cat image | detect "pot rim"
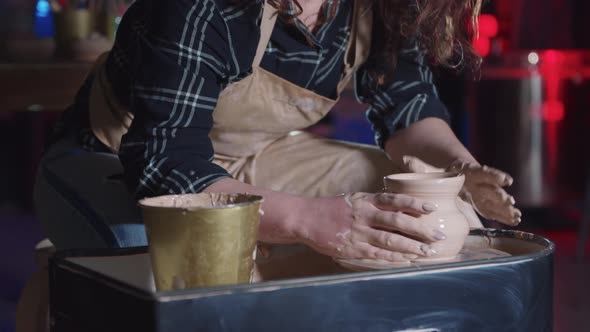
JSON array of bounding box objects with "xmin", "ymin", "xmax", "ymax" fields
[
  {"xmin": 138, "ymin": 193, "xmax": 264, "ymax": 211},
  {"xmin": 384, "ymin": 171, "xmax": 464, "ymax": 182}
]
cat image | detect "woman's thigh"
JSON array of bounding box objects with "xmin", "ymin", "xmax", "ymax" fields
[
  {"xmin": 253, "ymin": 131, "xmax": 400, "ymax": 197},
  {"xmin": 34, "ymin": 140, "xmax": 145, "ymax": 250}
]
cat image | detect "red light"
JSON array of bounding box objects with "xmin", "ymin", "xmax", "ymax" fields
[
  {"xmin": 473, "ymin": 37, "xmax": 491, "ymax": 57},
  {"xmin": 543, "ymin": 50, "xmax": 561, "ymax": 63},
  {"xmin": 478, "ymin": 14, "xmax": 499, "ymax": 38},
  {"xmin": 539, "ymin": 50, "xmax": 565, "ymax": 122},
  {"xmin": 542, "ymin": 100, "xmax": 565, "ymax": 122},
  {"xmin": 471, "ymin": 15, "xmax": 497, "ymax": 58}
]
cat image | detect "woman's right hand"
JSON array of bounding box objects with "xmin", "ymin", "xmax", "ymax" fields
[
  {"xmin": 296, "ymin": 192, "xmax": 447, "ymax": 262},
  {"xmin": 204, "ymin": 177, "xmax": 445, "ymax": 262}
]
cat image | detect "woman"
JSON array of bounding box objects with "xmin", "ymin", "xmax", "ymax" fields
[{"xmin": 35, "ymin": 0, "xmax": 521, "ymax": 262}]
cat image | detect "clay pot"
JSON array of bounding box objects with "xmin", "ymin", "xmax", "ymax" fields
[{"xmin": 383, "ymin": 172, "xmax": 470, "ymax": 261}]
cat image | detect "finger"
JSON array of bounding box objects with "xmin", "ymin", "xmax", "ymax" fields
[
  {"xmin": 491, "ymin": 205, "xmax": 522, "ymax": 225},
  {"xmin": 470, "ymin": 183, "xmax": 516, "ymax": 206},
  {"xmin": 505, "ymin": 206, "xmax": 522, "ymax": 225},
  {"xmin": 479, "ymin": 204, "xmax": 522, "ymax": 226},
  {"xmin": 453, "ymin": 164, "xmax": 514, "ymax": 186},
  {"xmin": 372, "ymin": 210, "xmax": 447, "ymax": 242},
  {"xmin": 371, "ymin": 193, "xmax": 437, "ymax": 215},
  {"xmin": 365, "ymin": 228, "xmax": 436, "ymax": 256},
  {"xmin": 473, "ymin": 193, "xmax": 522, "ymax": 225},
  {"xmin": 355, "ymin": 243, "xmax": 419, "ymax": 262},
  {"xmin": 471, "ymin": 184, "xmax": 518, "ymax": 213}
]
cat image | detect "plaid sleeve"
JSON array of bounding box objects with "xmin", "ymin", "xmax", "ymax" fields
[
  {"xmin": 356, "ymin": 38, "xmax": 451, "ymax": 148},
  {"xmin": 117, "ymin": 0, "xmax": 244, "ymax": 198}
]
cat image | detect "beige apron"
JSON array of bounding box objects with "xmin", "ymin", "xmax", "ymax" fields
[{"xmin": 89, "ymin": 0, "xmax": 397, "ymax": 197}]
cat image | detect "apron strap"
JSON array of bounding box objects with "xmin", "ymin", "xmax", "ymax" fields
[{"xmin": 252, "ymin": 0, "xmax": 278, "ymax": 68}]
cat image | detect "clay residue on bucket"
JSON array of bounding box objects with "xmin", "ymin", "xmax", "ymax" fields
[{"xmin": 139, "ymin": 193, "xmax": 264, "ymax": 210}]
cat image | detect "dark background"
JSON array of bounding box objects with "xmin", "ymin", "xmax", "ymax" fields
[{"xmin": 1, "ymin": 0, "xmax": 589, "ymax": 331}]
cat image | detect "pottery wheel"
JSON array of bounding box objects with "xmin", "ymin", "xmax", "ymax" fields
[{"xmin": 335, "ymin": 246, "xmax": 511, "ymax": 272}]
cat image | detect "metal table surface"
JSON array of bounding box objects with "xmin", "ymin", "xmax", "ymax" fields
[{"xmin": 49, "ymin": 229, "xmax": 554, "ymax": 332}]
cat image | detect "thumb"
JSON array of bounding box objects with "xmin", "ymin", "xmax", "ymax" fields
[{"xmin": 402, "ymin": 155, "xmax": 444, "ymax": 173}]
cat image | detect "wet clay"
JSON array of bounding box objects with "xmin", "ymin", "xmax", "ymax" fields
[
  {"xmin": 139, "ymin": 193, "xmax": 262, "ymax": 210},
  {"xmin": 383, "ymin": 172, "xmax": 471, "ymax": 262}
]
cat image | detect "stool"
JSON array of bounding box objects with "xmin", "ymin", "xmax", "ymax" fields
[{"xmin": 15, "ymin": 239, "xmax": 55, "ymax": 332}]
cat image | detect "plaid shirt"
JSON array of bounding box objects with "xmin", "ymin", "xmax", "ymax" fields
[{"xmin": 54, "ymin": 0, "xmax": 449, "ymax": 198}]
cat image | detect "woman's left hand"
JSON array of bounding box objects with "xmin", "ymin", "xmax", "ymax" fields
[{"xmin": 402, "ymin": 155, "xmax": 522, "ymax": 226}]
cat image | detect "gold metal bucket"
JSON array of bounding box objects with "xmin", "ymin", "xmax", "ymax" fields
[{"xmin": 139, "ymin": 193, "xmax": 264, "ymax": 291}]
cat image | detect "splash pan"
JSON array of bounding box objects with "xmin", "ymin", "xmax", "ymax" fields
[{"xmin": 49, "ymin": 229, "xmax": 554, "ymax": 332}]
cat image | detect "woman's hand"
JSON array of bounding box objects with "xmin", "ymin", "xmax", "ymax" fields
[
  {"xmin": 205, "ymin": 177, "xmax": 446, "ymax": 262},
  {"xmin": 448, "ymin": 160, "xmax": 522, "ymax": 225},
  {"xmin": 402, "ymin": 155, "xmax": 522, "ymax": 226},
  {"xmin": 296, "ymin": 193, "xmax": 447, "ymax": 262}
]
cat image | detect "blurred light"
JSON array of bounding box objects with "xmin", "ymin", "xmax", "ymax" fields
[
  {"xmin": 35, "ymin": 0, "xmax": 50, "ymax": 17},
  {"xmin": 478, "ymin": 14, "xmax": 499, "ymax": 38},
  {"xmin": 542, "ymin": 100, "xmax": 565, "ymax": 122},
  {"xmin": 540, "ymin": 50, "xmax": 562, "ymax": 102},
  {"xmin": 26, "ymin": 104, "xmax": 44, "ymax": 112},
  {"xmin": 528, "ymin": 52, "xmax": 540, "ymax": 65},
  {"xmin": 543, "ymin": 50, "xmax": 561, "ymax": 63},
  {"xmin": 34, "ymin": 0, "xmax": 54, "ymax": 38},
  {"xmin": 471, "ymin": 14, "xmax": 497, "ymax": 58},
  {"xmin": 473, "ymin": 37, "xmax": 491, "ymax": 57},
  {"xmin": 538, "ymin": 50, "xmax": 564, "ymax": 123}
]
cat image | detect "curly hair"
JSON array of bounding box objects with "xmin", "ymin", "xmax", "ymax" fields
[{"xmin": 242, "ymin": 0, "xmax": 483, "ymax": 82}]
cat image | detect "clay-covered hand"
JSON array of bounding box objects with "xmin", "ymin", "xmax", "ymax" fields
[
  {"xmin": 299, "ymin": 193, "xmax": 447, "ymax": 262},
  {"xmin": 402, "ymin": 155, "xmax": 522, "ymax": 226}
]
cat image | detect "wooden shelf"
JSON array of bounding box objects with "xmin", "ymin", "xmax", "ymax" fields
[{"xmin": 0, "ymin": 62, "xmax": 93, "ymax": 112}]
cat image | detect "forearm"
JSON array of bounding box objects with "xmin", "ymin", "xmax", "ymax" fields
[
  {"xmin": 203, "ymin": 177, "xmax": 346, "ymax": 244},
  {"xmin": 203, "ymin": 166, "xmax": 451, "ymax": 261},
  {"xmin": 384, "ymin": 117, "xmax": 478, "ymax": 169}
]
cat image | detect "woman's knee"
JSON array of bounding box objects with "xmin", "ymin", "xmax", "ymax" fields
[
  {"xmin": 34, "ymin": 145, "xmax": 145, "ymax": 249},
  {"xmin": 34, "ymin": 165, "xmax": 111, "ymax": 250}
]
